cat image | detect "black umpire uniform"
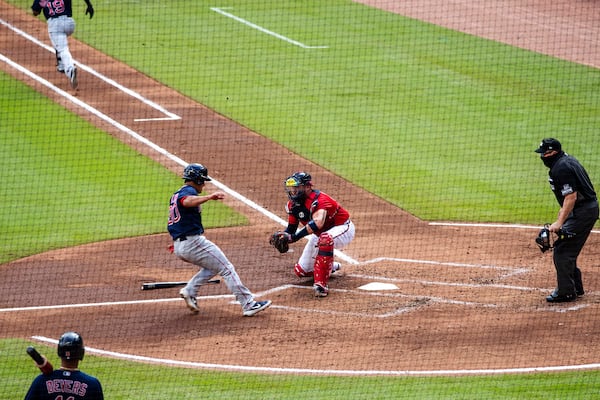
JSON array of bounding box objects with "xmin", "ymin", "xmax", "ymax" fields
[{"xmin": 536, "ymin": 138, "xmax": 599, "ymax": 303}]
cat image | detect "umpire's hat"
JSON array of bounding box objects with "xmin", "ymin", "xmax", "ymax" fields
[{"xmin": 535, "ymin": 138, "xmax": 562, "ymax": 154}]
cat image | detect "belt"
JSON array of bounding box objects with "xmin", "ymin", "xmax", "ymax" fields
[{"xmin": 175, "ymin": 233, "xmax": 202, "ymax": 242}]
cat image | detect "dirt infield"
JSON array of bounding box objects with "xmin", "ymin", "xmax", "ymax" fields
[{"xmin": 2, "ymin": 1, "xmax": 599, "ymax": 373}]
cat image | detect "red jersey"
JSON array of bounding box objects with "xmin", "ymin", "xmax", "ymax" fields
[{"xmin": 286, "ymin": 190, "xmax": 350, "ymax": 235}]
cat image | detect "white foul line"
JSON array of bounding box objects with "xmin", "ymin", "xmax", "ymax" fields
[
  {"xmin": 211, "ymin": 7, "xmax": 328, "ymax": 49},
  {"xmin": 429, "ymin": 221, "xmax": 600, "ymax": 234},
  {"xmin": 1, "ymin": 15, "xmax": 354, "ymax": 264},
  {"xmin": 0, "ymin": 18, "xmax": 180, "ymax": 122},
  {"xmin": 30, "ymin": 335, "xmax": 600, "ymax": 376}
]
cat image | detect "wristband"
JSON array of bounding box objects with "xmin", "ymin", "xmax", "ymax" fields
[
  {"xmin": 291, "ymin": 227, "xmax": 309, "ymax": 242},
  {"xmin": 307, "ymin": 220, "xmax": 318, "ymax": 232}
]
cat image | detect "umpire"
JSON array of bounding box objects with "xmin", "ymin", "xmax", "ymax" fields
[{"xmin": 536, "ymin": 138, "xmax": 599, "ymax": 303}]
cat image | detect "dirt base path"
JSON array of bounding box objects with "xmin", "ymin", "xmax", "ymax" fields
[{"xmin": 2, "ymin": 1, "xmax": 599, "ymax": 373}]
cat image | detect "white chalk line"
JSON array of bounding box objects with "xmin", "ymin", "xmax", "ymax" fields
[
  {"xmin": 1, "ymin": 276, "xmax": 586, "ymax": 315},
  {"xmin": 429, "ymin": 221, "xmax": 600, "ymax": 235},
  {"xmin": 0, "ymin": 18, "xmax": 347, "ymax": 263},
  {"xmin": 211, "ymin": 7, "xmax": 328, "ymax": 49},
  {"xmin": 0, "ymin": 51, "xmax": 188, "ymax": 167},
  {"xmin": 0, "ymin": 17, "xmax": 179, "ymax": 122},
  {"xmin": 362, "ymin": 257, "xmax": 529, "ymax": 279},
  {"xmin": 29, "ymin": 335, "xmax": 600, "ymax": 376}
]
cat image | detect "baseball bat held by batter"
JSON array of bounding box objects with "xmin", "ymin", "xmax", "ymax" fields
[{"xmin": 26, "ymin": 346, "xmax": 53, "ymax": 375}]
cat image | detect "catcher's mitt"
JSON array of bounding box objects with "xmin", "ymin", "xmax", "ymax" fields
[
  {"xmin": 535, "ymin": 224, "xmax": 552, "ymax": 253},
  {"xmin": 270, "ymin": 231, "xmax": 291, "ymax": 253}
]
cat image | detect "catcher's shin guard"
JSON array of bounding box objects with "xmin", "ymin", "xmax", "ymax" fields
[{"xmin": 313, "ymin": 232, "xmax": 334, "ymax": 288}]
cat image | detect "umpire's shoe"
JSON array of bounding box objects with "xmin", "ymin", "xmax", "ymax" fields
[{"xmin": 546, "ymin": 289, "xmax": 577, "ymax": 303}]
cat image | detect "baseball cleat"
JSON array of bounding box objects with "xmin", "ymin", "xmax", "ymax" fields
[
  {"xmin": 331, "ymin": 262, "xmax": 341, "ymax": 274},
  {"xmin": 313, "ymin": 284, "xmax": 328, "ymax": 297},
  {"xmin": 179, "ymin": 287, "xmax": 199, "ymax": 313},
  {"xmin": 243, "ymin": 300, "xmax": 272, "ymax": 316},
  {"xmin": 69, "ymin": 66, "xmax": 78, "ymax": 89}
]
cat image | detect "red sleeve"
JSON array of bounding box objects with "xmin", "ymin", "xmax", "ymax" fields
[{"xmin": 318, "ymin": 193, "xmax": 350, "ymax": 230}]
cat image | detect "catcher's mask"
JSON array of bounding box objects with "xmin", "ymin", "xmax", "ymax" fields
[
  {"xmin": 535, "ymin": 224, "xmax": 552, "ymax": 253},
  {"xmin": 284, "ymin": 172, "xmax": 312, "ymax": 201},
  {"xmin": 183, "ymin": 163, "xmax": 212, "ymax": 185},
  {"xmin": 57, "ymin": 331, "xmax": 85, "ymax": 361}
]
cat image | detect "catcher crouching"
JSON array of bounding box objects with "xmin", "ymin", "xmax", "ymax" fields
[{"xmin": 270, "ymin": 172, "xmax": 355, "ymax": 297}]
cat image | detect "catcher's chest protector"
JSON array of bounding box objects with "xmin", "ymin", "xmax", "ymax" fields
[{"xmin": 313, "ymin": 233, "xmax": 334, "ymax": 287}]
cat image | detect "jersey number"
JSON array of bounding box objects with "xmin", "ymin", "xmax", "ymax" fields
[
  {"xmin": 45, "ymin": 0, "xmax": 66, "ymax": 17},
  {"xmin": 168, "ymin": 193, "xmax": 181, "ymax": 226}
]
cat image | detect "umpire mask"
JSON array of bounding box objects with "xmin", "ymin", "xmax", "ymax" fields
[{"xmin": 541, "ymin": 151, "xmax": 563, "ymax": 169}]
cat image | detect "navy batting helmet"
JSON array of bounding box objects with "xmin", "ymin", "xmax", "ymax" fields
[
  {"xmin": 182, "ymin": 163, "xmax": 212, "ymax": 185},
  {"xmin": 57, "ymin": 331, "xmax": 85, "ymax": 361}
]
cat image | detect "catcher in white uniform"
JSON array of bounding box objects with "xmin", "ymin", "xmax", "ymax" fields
[{"xmin": 270, "ymin": 172, "xmax": 355, "ymax": 297}]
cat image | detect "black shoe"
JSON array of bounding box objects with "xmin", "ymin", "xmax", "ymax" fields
[
  {"xmin": 546, "ymin": 291, "xmax": 577, "ymax": 303},
  {"xmin": 576, "ymin": 289, "xmax": 585, "ymax": 297}
]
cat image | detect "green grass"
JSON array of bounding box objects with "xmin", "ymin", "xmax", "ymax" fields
[
  {"xmin": 3, "ymin": 339, "xmax": 600, "ymax": 399},
  {"xmin": 9, "ymin": 0, "xmax": 600, "ymax": 223},
  {"xmin": 0, "ymin": 72, "xmax": 247, "ymax": 263},
  {"xmin": 78, "ymin": 0, "xmax": 600, "ymax": 223}
]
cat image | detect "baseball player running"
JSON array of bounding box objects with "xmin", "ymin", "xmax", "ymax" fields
[
  {"xmin": 272, "ymin": 172, "xmax": 355, "ymax": 297},
  {"xmin": 31, "ymin": 0, "xmax": 94, "ymax": 89},
  {"xmin": 168, "ymin": 163, "xmax": 272, "ymax": 316}
]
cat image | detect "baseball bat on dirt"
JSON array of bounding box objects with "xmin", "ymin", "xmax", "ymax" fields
[
  {"xmin": 26, "ymin": 346, "xmax": 53, "ymax": 375},
  {"xmin": 141, "ymin": 279, "xmax": 220, "ymax": 291}
]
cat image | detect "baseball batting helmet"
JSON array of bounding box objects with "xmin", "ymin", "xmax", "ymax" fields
[
  {"xmin": 57, "ymin": 331, "xmax": 85, "ymax": 361},
  {"xmin": 183, "ymin": 163, "xmax": 212, "ymax": 185},
  {"xmin": 284, "ymin": 172, "xmax": 312, "ymax": 201}
]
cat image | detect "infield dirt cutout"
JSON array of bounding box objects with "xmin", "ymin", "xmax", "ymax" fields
[{"xmin": 1, "ymin": 0, "xmax": 599, "ymax": 373}]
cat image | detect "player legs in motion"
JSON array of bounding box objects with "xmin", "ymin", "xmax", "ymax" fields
[
  {"xmin": 31, "ymin": 0, "xmax": 94, "ymax": 89},
  {"xmin": 48, "ymin": 16, "xmax": 77, "ymax": 85},
  {"xmin": 168, "ymin": 163, "xmax": 271, "ymax": 316}
]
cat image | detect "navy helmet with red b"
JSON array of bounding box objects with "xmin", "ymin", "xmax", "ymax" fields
[
  {"xmin": 183, "ymin": 163, "xmax": 212, "ymax": 185},
  {"xmin": 57, "ymin": 331, "xmax": 85, "ymax": 361}
]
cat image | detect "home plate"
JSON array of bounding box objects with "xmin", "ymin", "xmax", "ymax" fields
[{"xmin": 358, "ymin": 282, "xmax": 399, "ymax": 291}]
